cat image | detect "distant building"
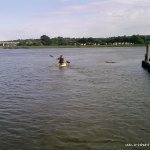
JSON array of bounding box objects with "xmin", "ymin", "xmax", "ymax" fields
[{"xmin": 0, "ymin": 41, "xmax": 19, "ymax": 47}]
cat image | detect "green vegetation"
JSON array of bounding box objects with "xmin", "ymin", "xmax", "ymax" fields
[{"xmin": 2, "ymin": 34, "xmax": 150, "ymax": 48}]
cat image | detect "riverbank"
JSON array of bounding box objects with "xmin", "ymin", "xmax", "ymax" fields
[{"xmin": 0, "ymin": 44, "xmax": 146, "ymax": 49}]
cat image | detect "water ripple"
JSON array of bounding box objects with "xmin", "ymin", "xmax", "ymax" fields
[{"xmin": 0, "ymin": 47, "xmax": 150, "ymax": 150}]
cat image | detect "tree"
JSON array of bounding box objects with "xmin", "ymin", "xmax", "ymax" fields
[
  {"xmin": 40, "ymin": 35, "xmax": 51, "ymax": 45},
  {"xmin": 77, "ymin": 38, "xmax": 87, "ymax": 45},
  {"xmin": 57, "ymin": 37, "xmax": 64, "ymax": 45},
  {"xmin": 130, "ymin": 35, "xmax": 145, "ymax": 44}
]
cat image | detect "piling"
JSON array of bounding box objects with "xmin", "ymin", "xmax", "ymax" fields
[{"xmin": 142, "ymin": 44, "xmax": 150, "ymax": 71}]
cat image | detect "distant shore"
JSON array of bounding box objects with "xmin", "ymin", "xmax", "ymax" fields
[{"xmin": 0, "ymin": 44, "xmax": 146, "ymax": 49}]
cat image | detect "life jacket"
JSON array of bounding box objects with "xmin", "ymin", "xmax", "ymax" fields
[{"xmin": 58, "ymin": 57, "xmax": 64, "ymax": 63}]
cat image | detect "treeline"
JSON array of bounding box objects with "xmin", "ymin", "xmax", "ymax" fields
[{"xmin": 17, "ymin": 35, "xmax": 150, "ymax": 46}]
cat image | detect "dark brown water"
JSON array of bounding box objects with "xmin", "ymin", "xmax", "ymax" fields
[{"xmin": 0, "ymin": 47, "xmax": 150, "ymax": 150}]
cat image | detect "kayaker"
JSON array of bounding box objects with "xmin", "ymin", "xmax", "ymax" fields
[{"xmin": 57, "ymin": 55, "xmax": 64, "ymax": 65}]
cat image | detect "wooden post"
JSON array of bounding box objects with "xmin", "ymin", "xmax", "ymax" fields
[{"xmin": 145, "ymin": 44, "xmax": 150, "ymax": 62}]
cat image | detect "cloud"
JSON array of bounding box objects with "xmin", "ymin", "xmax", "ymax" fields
[{"xmin": 1, "ymin": 0, "xmax": 150, "ymax": 40}]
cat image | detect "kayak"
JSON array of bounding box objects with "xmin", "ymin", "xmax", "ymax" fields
[{"xmin": 58, "ymin": 63, "xmax": 68, "ymax": 68}]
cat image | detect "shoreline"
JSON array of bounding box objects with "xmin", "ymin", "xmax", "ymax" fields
[{"xmin": 0, "ymin": 44, "xmax": 146, "ymax": 49}]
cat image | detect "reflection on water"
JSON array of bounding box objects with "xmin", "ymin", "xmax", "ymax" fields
[{"xmin": 0, "ymin": 47, "xmax": 150, "ymax": 150}]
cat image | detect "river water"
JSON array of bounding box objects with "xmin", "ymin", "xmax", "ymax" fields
[{"xmin": 0, "ymin": 47, "xmax": 150, "ymax": 150}]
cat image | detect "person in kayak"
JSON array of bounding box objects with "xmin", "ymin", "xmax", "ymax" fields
[{"xmin": 57, "ymin": 55, "xmax": 64, "ymax": 65}]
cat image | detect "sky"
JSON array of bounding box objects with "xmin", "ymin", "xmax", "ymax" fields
[{"xmin": 0, "ymin": 0, "xmax": 150, "ymax": 40}]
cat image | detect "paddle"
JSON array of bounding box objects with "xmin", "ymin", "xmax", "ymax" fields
[
  {"xmin": 66, "ymin": 61, "xmax": 70, "ymax": 63},
  {"xmin": 49, "ymin": 55, "xmax": 54, "ymax": 57}
]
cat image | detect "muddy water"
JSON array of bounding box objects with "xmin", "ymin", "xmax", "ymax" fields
[{"xmin": 0, "ymin": 47, "xmax": 149, "ymax": 150}]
